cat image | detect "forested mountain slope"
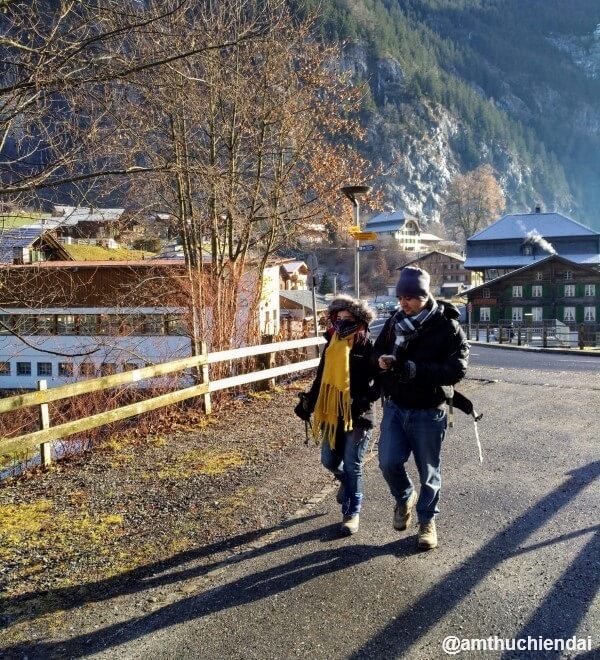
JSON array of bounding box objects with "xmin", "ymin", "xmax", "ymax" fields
[{"xmin": 298, "ymin": 0, "xmax": 600, "ymax": 229}]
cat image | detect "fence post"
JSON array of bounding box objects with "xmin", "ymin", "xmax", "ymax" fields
[
  {"xmin": 517, "ymin": 326, "xmax": 522, "ymax": 346},
  {"xmin": 486, "ymin": 325, "xmax": 490, "ymax": 343},
  {"xmin": 38, "ymin": 379, "xmax": 52, "ymax": 466},
  {"xmin": 499, "ymin": 323, "xmax": 504, "ymax": 344},
  {"xmin": 578, "ymin": 323, "xmax": 585, "ymax": 350},
  {"xmin": 200, "ymin": 341, "xmax": 212, "ymax": 414},
  {"xmin": 542, "ymin": 326, "xmax": 548, "ymax": 348},
  {"xmin": 256, "ymin": 335, "xmax": 276, "ymax": 391}
]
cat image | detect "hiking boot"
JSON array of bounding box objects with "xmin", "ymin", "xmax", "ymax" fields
[
  {"xmin": 417, "ymin": 520, "xmax": 438, "ymax": 550},
  {"xmin": 336, "ymin": 481, "xmax": 345, "ymax": 505},
  {"xmin": 340, "ymin": 514, "xmax": 359, "ymax": 536},
  {"xmin": 393, "ymin": 490, "xmax": 417, "ymax": 531}
]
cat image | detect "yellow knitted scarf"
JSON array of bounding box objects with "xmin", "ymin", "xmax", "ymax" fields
[{"xmin": 312, "ymin": 332, "xmax": 354, "ymax": 448}]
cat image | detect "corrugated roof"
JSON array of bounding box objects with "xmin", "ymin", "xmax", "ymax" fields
[
  {"xmin": 468, "ymin": 212, "xmax": 599, "ymax": 241},
  {"xmin": 50, "ymin": 206, "xmax": 125, "ymax": 225},
  {"xmin": 0, "ymin": 259, "xmax": 183, "ymax": 269},
  {"xmin": 366, "ymin": 210, "xmax": 407, "ymax": 225}
]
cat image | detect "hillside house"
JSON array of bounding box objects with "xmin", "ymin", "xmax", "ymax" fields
[
  {"xmin": 0, "ymin": 226, "xmax": 71, "ymax": 264},
  {"xmin": 464, "ymin": 208, "xmax": 600, "ymax": 281},
  {"xmin": 51, "ymin": 206, "xmax": 143, "ymax": 243},
  {"xmin": 279, "ymin": 261, "xmax": 309, "ymax": 290},
  {"xmin": 399, "ymin": 250, "xmax": 477, "ymax": 297},
  {"xmin": 465, "ymin": 254, "xmax": 600, "ymax": 328},
  {"xmin": 365, "ymin": 210, "xmax": 444, "ymax": 252}
]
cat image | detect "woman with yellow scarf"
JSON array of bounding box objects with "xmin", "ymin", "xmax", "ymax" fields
[{"xmin": 295, "ymin": 296, "xmax": 379, "ymax": 535}]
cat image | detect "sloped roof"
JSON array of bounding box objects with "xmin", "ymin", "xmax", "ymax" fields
[
  {"xmin": 51, "ymin": 206, "xmax": 125, "ymax": 225},
  {"xmin": 280, "ymin": 261, "xmax": 308, "ymax": 274},
  {"xmin": 0, "ymin": 226, "xmax": 70, "ymax": 263},
  {"xmin": 401, "ymin": 250, "xmax": 466, "ymax": 268},
  {"xmin": 468, "ymin": 212, "xmax": 599, "ymax": 241},
  {"xmin": 466, "ymin": 254, "xmax": 600, "ymax": 295},
  {"xmin": 365, "ymin": 210, "xmax": 421, "ymax": 233},
  {"xmin": 279, "ymin": 290, "xmax": 328, "ymax": 310},
  {"xmin": 464, "ymin": 253, "xmax": 600, "ymax": 269}
]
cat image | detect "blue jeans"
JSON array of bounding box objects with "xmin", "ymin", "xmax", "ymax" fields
[
  {"xmin": 378, "ymin": 399, "xmax": 447, "ymax": 523},
  {"xmin": 321, "ymin": 426, "xmax": 371, "ymax": 516}
]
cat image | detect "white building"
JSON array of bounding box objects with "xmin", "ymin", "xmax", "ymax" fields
[{"xmin": 365, "ymin": 210, "xmax": 444, "ymax": 252}]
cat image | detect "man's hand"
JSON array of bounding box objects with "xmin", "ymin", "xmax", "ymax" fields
[{"xmin": 378, "ymin": 354, "xmax": 396, "ymax": 371}]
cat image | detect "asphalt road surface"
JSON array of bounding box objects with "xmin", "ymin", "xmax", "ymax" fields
[{"xmin": 18, "ymin": 349, "xmax": 600, "ymax": 659}]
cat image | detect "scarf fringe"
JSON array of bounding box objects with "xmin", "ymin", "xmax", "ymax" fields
[{"xmin": 312, "ymin": 383, "xmax": 353, "ymax": 447}]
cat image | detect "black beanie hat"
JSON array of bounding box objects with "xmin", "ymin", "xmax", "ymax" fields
[{"xmin": 396, "ymin": 267, "xmax": 430, "ymax": 299}]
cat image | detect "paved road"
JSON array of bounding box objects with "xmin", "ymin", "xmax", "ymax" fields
[
  {"xmin": 15, "ymin": 351, "xmax": 599, "ymax": 659},
  {"xmin": 470, "ymin": 344, "xmax": 600, "ymax": 375}
]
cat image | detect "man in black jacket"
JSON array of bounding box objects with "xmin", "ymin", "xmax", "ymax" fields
[{"xmin": 374, "ymin": 267, "xmax": 469, "ymax": 550}]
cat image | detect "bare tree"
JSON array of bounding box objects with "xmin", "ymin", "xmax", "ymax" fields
[{"xmin": 442, "ymin": 164, "xmax": 505, "ymax": 246}]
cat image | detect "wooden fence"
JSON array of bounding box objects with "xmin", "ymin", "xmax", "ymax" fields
[{"xmin": 0, "ymin": 336, "xmax": 326, "ymax": 466}]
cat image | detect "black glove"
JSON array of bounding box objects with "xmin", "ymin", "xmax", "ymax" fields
[
  {"xmin": 294, "ymin": 392, "xmax": 312, "ymax": 422},
  {"xmin": 393, "ymin": 358, "xmax": 417, "ymax": 383}
]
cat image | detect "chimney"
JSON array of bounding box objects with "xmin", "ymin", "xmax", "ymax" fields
[{"xmin": 534, "ymin": 204, "xmax": 542, "ymax": 214}]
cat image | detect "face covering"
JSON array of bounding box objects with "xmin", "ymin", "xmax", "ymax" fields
[{"xmin": 333, "ymin": 318, "xmax": 359, "ymax": 338}]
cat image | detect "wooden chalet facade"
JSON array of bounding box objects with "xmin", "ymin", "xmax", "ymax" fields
[
  {"xmin": 399, "ymin": 250, "xmax": 476, "ymax": 296},
  {"xmin": 465, "ymin": 255, "xmax": 600, "ymax": 327}
]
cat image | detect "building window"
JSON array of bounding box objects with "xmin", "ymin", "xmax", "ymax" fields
[
  {"xmin": 79, "ymin": 362, "xmax": 96, "ymax": 377},
  {"xmin": 56, "ymin": 315, "xmax": 76, "ymax": 335},
  {"xmin": 585, "ymin": 284, "xmax": 596, "ymax": 296},
  {"xmin": 482, "ymin": 288, "xmax": 491, "ymax": 299},
  {"xmin": 584, "ymin": 307, "xmax": 596, "ymax": 322},
  {"xmin": 58, "ymin": 362, "xmax": 74, "ymax": 377},
  {"xmin": 0, "ymin": 361, "xmax": 10, "ymax": 376},
  {"xmin": 480, "ymin": 307, "xmax": 491, "ymax": 322},
  {"xmin": 536, "ymin": 272, "xmax": 543, "ymax": 281},
  {"xmin": 564, "ymin": 271, "xmax": 573, "ymax": 281},
  {"xmin": 563, "ymin": 307, "xmax": 576, "ymax": 322},
  {"xmin": 523, "ymin": 245, "xmax": 532, "ymax": 256},
  {"xmin": 16, "ymin": 362, "xmax": 31, "ymax": 376},
  {"xmin": 100, "ymin": 363, "xmax": 117, "ymax": 376},
  {"xmin": 532, "ymin": 285, "xmax": 542, "ymax": 297},
  {"xmin": 532, "ymin": 307, "xmax": 543, "ymax": 323},
  {"xmin": 564, "ymin": 284, "xmax": 575, "ymax": 297},
  {"xmin": 37, "ymin": 362, "xmax": 52, "ymax": 376},
  {"xmin": 512, "ymin": 307, "xmax": 523, "ymax": 322},
  {"xmin": 512, "ymin": 285, "xmax": 523, "ymax": 298}
]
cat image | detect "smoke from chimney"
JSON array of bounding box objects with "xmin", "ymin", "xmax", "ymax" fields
[{"xmin": 517, "ymin": 220, "xmax": 556, "ymax": 255}]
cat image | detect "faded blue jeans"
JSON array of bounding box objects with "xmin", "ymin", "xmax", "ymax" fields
[
  {"xmin": 321, "ymin": 426, "xmax": 371, "ymax": 516},
  {"xmin": 378, "ymin": 399, "xmax": 447, "ymax": 523}
]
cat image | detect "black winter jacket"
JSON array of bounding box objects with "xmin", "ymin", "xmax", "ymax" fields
[
  {"xmin": 373, "ymin": 301, "xmax": 469, "ymax": 409},
  {"xmin": 307, "ymin": 332, "xmax": 380, "ymax": 429}
]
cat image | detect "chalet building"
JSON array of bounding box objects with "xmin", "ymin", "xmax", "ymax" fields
[
  {"xmin": 464, "ymin": 207, "xmax": 600, "ymax": 281},
  {"xmin": 51, "ymin": 206, "xmax": 143, "ymax": 242},
  {"xmin": 0, "ymin": 259, "xmax": 281, "ymax": 389},
  {"xmin": 0, "ymin": 226, "xmax": 71, "ymax": 264},
  {"xmin": 279, "ymin": 261, "xmax": 309, "ymax": 290},
  {"xmin": 365, "ymin": 210, "xmax": 444, "ymax": 252},
  {"xmin": 465, "ymin": 255, "xmax": 600, "ymax": 328},
  {"xmin": 399, "ymin": 250, "xmax": 478, "ymax": 297}
]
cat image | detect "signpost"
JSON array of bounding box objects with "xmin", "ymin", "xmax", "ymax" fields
[{"xmin": 349, "ymin": 231, "xmax": 378, "ymax": 241}]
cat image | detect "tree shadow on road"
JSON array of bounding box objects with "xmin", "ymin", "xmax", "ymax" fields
[
  {"xmin": 3, "ymin": 462, "xmax": 598, "ymax": 659},
  {"xmin": 347, "ymin": 461, "xmax": 600, "ymax": 659}
]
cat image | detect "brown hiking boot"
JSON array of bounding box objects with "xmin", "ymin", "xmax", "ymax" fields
[
  {"xmin": 393, "ymin": 490, "xmax": 417, "ymax": 531},
  {"xmin": 340, "ymin": 514, "xmax": 359, "ymax": 536},
  {"xmin": 417, "ymin": 520, "xmax": 438, "ymax": 550}
]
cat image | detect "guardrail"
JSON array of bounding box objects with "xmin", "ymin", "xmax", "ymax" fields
[{"xmin": 0, "ymin": 336, "xmax": 326, "ymax": 465}]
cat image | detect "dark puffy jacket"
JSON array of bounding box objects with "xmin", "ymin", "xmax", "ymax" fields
[
  {"xmin": 373, "ymin": 301, "xmax": 469, "ymax": 409},
  {"xmin": 307, "ymin": 332, "xmax": 380, "ymax": 429}
]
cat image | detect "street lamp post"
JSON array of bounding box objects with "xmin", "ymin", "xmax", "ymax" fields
[{"xmin": 340, "ymin": 184, "xmax": 371, "ymax": 300}]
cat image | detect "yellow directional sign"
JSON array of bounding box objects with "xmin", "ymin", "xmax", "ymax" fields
[{"xmin": 350, "ymin": 231, "xmax": 378, "ymax": 241}]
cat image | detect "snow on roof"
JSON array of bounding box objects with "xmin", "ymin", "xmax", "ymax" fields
[
  {"xmin": 468, "ymin": 212, "xmax": 599, "ymax": 241},
  {"xmin": 280, "ymin": 261, "xmax": 307, "ymax": 273},
  {"xmin": 464, "ymin": 253, "xmax": 600, "ymax": 269},
  {"xmin": 51, "ymin": 206, "xmax": 125, "ymax": 225}
]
